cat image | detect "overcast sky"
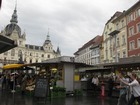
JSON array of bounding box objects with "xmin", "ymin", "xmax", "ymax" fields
[{"xmin": 0, "ymin": 0, "xmax": 138, "ymax": 56}]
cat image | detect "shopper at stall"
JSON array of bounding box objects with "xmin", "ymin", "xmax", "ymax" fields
[
  {"xmin": 107, "ymin": 76, "xmax": 114, "ymax": 97},
  {"xmin": 10, "ymin": 74, "xmax": 15, "ymax": 92},
  {"xmin": 119, "ymin": 73, "xmax": 140, "ymax": 105},
  {"xmin": 21, "ymin": 74, "xmax": 27, "ymax": 95},
  {"xmin": 116, "ymin": 72, "xmax": 128, "ymax": 105},
  {"xmin": 92, "ymin": 75, "xmax": 99, "ymax": 95},
  {"xmin": 0, "ymin": 74, "xmax": 4, "ymax": 89}
]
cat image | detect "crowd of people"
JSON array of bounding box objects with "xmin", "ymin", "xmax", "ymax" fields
[
  {"xmin": 0, "ymin": 70, "xmax": 140, "ymax": 105},
  {"xmin": 81, "ymin": 71, "xmax": 140, "ymax": 105},
  {"xmin": 0, "ymin": 72, "xmax": 36, "ymax": 94},
  {"xmin": 106, "ymin": 72, "xmax": 140, "ymax": 105},
  {"xmin": 117, "ymin": 72, "xmax": 140, "ymax": 105}
]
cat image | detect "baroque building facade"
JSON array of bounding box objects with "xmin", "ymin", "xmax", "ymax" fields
[{"xmin": 0, "ymin": 7, "xmax": 61, "ymax": 64}]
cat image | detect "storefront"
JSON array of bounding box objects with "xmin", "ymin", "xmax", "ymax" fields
[
  {"xmin": 103, "ymin": 56, "xmax": 140, "ymax": 77},
  {"xmin": 25, "ymin": 56, "xmax": 91, "ymax": 92}
]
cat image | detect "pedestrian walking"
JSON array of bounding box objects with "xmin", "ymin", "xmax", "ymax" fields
[
  {"xmin": 116, "ymin": 72, "xmax": 127, "ymax": 105},
  {"xmin": 119, "ymin": 73, "xmax": 140, "ymax": 105}
]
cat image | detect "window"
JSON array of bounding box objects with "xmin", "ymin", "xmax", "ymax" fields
[
  {"xmin": 24, "ymin": 58, "xmax": 27, "ymax": 63},
  {"xmin": 116, "ymin": 23, "xmax": 119, "ymax": 30},
  {"xmin": 30, "ymin": 59, "xmax": 32, "ymax": 63},
  {"xmin": 121, "ymin": 20, "xmax": 124, "ymax": 28},
  {"xmin": 128, "ymin": 14, "xmax": 133, "ymax": 22},
  {"xmin": 11, "ymin": 49, "xmax": 15, "ymax": 56},
  {"xmin": 18, "ymin": 50, "xmax": 22, "ymax": 57},
  {"xmin": 137, "ymin": 8, "xmax": 140, "ymax": 17},
  {"xmin": 137, "ymin": 23, "xmax": 140, "ymax": 33},
  {"xmin": 48, "ymin": 54, "xmax": 50, "ymax": 58},
  {"xmin": 105, "ymin": 32, "xmax": 107, "ymax": 39},
  {"xmin": 107, "ymin": 25, "xmax": 109, "ymax": 29},
  {"xmin": 122, "ymin": 51, "xmax": 126, "ymax": 58},
  {"xmin": 30, "ymin": 53, "xmax": 32, "ymax": 56},
  {"xmin": 117, "ymin": 37, "xmax": 120, "ymax": 47},
  {"xmin": 109, "ymin": 28, "xmax": 112, "ymax": 31},
  {"xmin": 129, "ymin": 27, "xmax": 134, "ymax": 36},
  {"xmin": 36, "ymin": 53, "xmax": 38, "ymax": 57},
  {"xmin": 129, "ymin": 41, "xmax": 135, "ymax": 50},
  {"xmin": 117, "ymin": 52, "xmax": 120, "ymax": 62},
  {"xmin": 110, "ymin": 49, "xmax": 112, "ymax": 57},
  {"xmin": 105, "ymin": 49, "xmax": 108, "ymax": 59},
  {"xmin": 122, "ymin": 35, "xmax": 126, "ymax": 45},
  {"xmin": 138, "ymin": 39, "xmax": 140, "ymax": 48},
  {"xmin": 19, "ymin": 41, "xmax": 22, "ymax": 45}
]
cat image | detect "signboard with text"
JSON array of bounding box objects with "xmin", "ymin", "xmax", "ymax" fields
[{"xmin": 34, "ymin": 78, "xmax": 48, "ymax": 98}]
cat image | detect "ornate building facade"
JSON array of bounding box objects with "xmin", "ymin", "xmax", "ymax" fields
[{"xmin": 0, "ymin": 7, "xmax": 61, "ymax": 64}]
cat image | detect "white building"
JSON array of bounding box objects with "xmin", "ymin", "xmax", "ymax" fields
[
  {"xmin": 0, "ymin": 7, "xmax": 61, "ymax": 64},
  {"xmin": 74, "ymin": 35, "xmax": 102, "ymax": 65}
]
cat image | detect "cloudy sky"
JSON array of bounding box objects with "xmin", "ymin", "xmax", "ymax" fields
[{"xmin": 0, "ymin": 0, "xmax": 138, "ymax": 56}]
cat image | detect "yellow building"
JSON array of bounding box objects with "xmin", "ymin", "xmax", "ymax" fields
[
  {"xmin": 102, "ymin": 12, "xmax": 122, "ymax": 63},
  {"xmin": 111, "ymin": 11, "xmax": 128, "ymax": 61}
]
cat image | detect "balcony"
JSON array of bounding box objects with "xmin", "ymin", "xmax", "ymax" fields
[{"xmin": 108, "ymin": 30, "xmax": 120, "ymax": 36}]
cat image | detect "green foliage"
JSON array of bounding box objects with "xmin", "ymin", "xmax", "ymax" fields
[
  {"xmin": 74, "ymin": 89, "xmax": 83, "ymax": 96},
  {"xmin": 52, "ymin": 86, "xmax": 66, "ymax": 92},
  {"xmin": 51, "ymin": 86, "xmax": 66, "ymax": 98}
]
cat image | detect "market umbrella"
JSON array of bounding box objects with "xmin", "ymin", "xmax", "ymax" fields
[
  {"xmin": 2, "ymin": 64, "xmax": 25, "ymax": 93},
  {"xmin": 3, "ymin": 64, "xmax": 24, "ymax": 70}
]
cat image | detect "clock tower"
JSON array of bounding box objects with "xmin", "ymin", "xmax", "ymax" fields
[{"xmin": 43, "ymin": 31, "xmax": 53, "ymax": 52}]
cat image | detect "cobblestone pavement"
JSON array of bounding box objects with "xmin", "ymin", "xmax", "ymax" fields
[{"xmin": 0, "ymin": 90, "xmax": 118, "ymax": 105}]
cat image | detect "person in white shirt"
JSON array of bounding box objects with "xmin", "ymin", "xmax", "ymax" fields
[
  {"xmin": 119, "ymin": 73, "xmax": 140, "ymax": 105},
  {"xmin": 92, "ymin": 75, "xmax": 99, "ymax": 95}
]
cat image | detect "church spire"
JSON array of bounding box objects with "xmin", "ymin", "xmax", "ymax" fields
[
  {"xmin": 10, "ymin": 0, "xmax": 18, "ymax": 24},
  {"xmin": 57, "ymin": 46, "xmax": 61, "ymax": 54},
  {"xmin": 46, "ymin": 28, "xmax": 50, "ymax": 41}
]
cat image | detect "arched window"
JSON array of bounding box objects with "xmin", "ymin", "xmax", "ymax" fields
[
  {"xmin": 24, "ymin": 58, "xmax": 26, "ymax": 63},
  {"xmin": 48, "ymin": 54, "xmax": 50, "ymax": 58},
  {"xmin": 11, "ymin": 49, "xmax": 15, "ymax": 56},
  {"xmin": 30, "ymin": 59, "xmax": 32, "ymax": 63}
]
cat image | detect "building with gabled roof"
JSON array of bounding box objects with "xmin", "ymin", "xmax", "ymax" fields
[
  {"xmin": 0, "ymin": 6, "xmax": 61, "ymax": 64},
  {"xmin": 74, "ymin": 35, "xmax": 102, "ymax": 65}
]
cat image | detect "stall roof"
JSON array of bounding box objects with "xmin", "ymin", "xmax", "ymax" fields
[
  {"xmin": 0, "ymin": 35, "xmax": 17, "ymax": 54},
  {"xmin": 103, "ymin": 56, "xmax": 140, "ymax": 68},
  {"xmin": 26, "ymin": 61, "xmax": 92, "ymax": 68},
  {"xmin": 25, "ymin": 56, "xmax": 93, "ymax": 68},
  {"xmin": 85, "ymin": 68, "xmax": 111, "ymax": 73}
]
